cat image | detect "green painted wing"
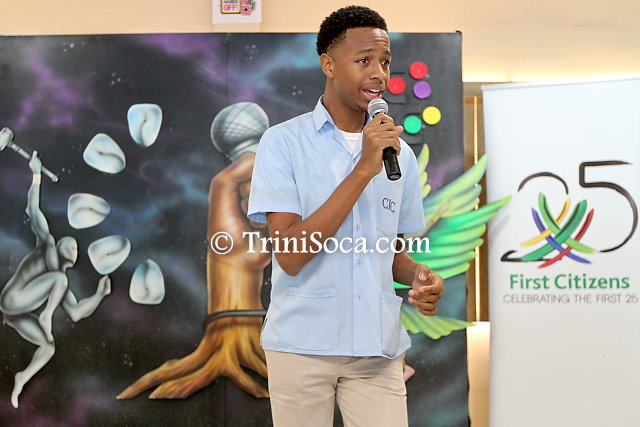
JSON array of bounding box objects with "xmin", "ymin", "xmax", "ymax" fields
[
  {"xmin": 395, "ymin": 149, "xmax": 511, "ymax": 289},
  {"xmin": 394, "ymin": 147, "xmax": 510, "ymax": 340},
  {"xmin": 400, "ymin": 304, "xmax": 474, "ymax": 339}
]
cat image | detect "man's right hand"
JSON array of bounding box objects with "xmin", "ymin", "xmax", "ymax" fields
[
  {"xmin": 356, "ymin": 113, "xmax": 403, "ymax": 179},
  {"xmin": 29, "ymin": 151, "xmax": 42, "ymax": 174},
  {"xmin": 98, "ymin": 275, "xmax": 112, "ymax": 296},
  {"xmin": 208, "ymin": 153, "xmax": 271, "ymax": 271}
]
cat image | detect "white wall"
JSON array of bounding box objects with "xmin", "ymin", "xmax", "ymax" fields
[{"xmin": 1, "ymin": 0, "xmax": 639, "ymax": 81}]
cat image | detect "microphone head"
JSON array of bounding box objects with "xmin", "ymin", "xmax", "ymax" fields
[
  {"xmin": 367, "ymin": 98, "xmax": 388, "ymax": 117},
  {"xmin": 210, "ymin": 102, "xmax": 269, "ymax": 161}
]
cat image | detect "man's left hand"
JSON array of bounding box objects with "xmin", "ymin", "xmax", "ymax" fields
[{"xmin": 407, "ymin": 264, "xmax": 444, "ymax": 316}]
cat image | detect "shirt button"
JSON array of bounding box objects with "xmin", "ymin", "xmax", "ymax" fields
[
  {"xmin": 356, "ymin": 259, "xmax": 361, "ymax": 265},
  {"xmin": 356, "ymin": 295, "xmax": 362, "ymax": 300},
  {"xmin": 356, "ymin": 224, "xmax": 361, "ymax": 231}
]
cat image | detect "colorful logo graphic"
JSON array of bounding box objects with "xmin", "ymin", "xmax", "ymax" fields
[
  {"xmin": 502, "ymin": 161, "xmax": 638, "ymax": 268},
  {"xmin": 511, "ymin": 193, "xmax": 596, "ymax": 268}
]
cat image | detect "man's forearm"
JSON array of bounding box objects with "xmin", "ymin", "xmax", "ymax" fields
[
  {"xmin": 269, "ymin": 166, "xmax": 372, "ymax": 275},
  {"xmin": 27, "ymin": 172, "xmax": 45, "ymax": 231},
  {"xmin": 207, "ymin": 256, "xmax": 264, "ymax": 313},
  {"xmin": 27, "ymin": 172, "xmax": 41, "ymax": 212},
  {"xmin": 392, "ymin": 250, "xmax": 420, "ymax": 287}
]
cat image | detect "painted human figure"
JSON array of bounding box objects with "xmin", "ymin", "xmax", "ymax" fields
[{"xmin": 0, "ymin": 151, "xmax": 111, "ymax": 408}]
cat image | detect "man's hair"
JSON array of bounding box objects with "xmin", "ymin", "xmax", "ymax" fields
[{"xmin": 316, "ymin": 6, "xmax": 388, "ymax": 56}]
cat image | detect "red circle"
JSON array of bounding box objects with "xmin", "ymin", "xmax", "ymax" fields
[
  {"xmin": 388, "ymin": 76, "xmax": 406, "ymax": 95},
  {"xmin": 410, "ymin": 62, "xmax": 428, "ymax": 79}
]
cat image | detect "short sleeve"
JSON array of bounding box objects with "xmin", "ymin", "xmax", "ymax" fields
[
  {"xmin": 247, "ymin": 128, "xmax": 302, "ymax": 223},
  {"xmin": 397, "ymin": 147, "xmax": 425, "ymax": 234}
]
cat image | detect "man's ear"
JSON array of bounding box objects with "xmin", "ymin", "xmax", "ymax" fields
[{"xmin": 319, "ymin": 53, "xmax": 334, "ymax": 78}]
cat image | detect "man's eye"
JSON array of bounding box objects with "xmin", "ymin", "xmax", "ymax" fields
[
  {"xmin": 382, "ymin": 60, "xmax": 390, "ymax": 66},
  {"xmin": 357, "ymin": 58, "xmax": 368, "ymax": 63}
]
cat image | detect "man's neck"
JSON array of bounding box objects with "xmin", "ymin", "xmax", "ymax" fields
[{"xmin": 322, "ymin": 93, "xmax": 367, "ymax": 133}]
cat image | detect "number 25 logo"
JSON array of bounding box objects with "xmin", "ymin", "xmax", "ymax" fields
[{"xmin": 502, "ymin": 160, "xmax": 637, "ymax": 266}]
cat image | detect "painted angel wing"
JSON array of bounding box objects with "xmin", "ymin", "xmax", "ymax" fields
[
  {"xmin": 396, "ymin": 146, "xmax": 510, "ymax": 339},
  {"xmin": 398, "ymin": 148, "xmax": 511, "ymax": 286},
  {"xmin": 400, "ymin": 304, "xmax": 474, "ymax": 340}
]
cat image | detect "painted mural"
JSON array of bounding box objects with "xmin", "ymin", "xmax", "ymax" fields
[{"xmin": 0, "ymin": 33, "xmax": 485, "ymax": 426}]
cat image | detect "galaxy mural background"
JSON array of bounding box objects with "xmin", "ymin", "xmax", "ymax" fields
[{"xmin": 0, "ymin": 33, "xmax": 466, "ymax": 426}]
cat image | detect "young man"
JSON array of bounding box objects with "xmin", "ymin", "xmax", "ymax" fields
[{"xmin": 247, "ymin": 6, "xmax": 444, "ymax": 426}]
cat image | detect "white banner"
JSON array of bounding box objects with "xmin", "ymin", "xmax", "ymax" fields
[{"xmin": 483, "ymin": 76, "xmax": 640, "ymax": 427}]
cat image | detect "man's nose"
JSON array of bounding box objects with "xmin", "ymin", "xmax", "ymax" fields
[{"xmin": 370, "ymin": 62, "xmax": 387, "ymax": 81}]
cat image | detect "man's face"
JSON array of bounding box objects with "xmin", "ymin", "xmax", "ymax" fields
[
  {"xmin": 325, "ymin": 27, "xmax": 391, "ymax": 114},
  {"xmin": 58, "ymin": 236, "xmax": 78, "ymax": 268}
]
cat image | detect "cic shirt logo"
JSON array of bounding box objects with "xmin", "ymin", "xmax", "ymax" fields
[{"xmin": 382, "ymin": 197, "xmax": 396, "ymax": 213}]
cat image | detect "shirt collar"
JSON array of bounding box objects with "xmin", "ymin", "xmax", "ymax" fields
[{"xmin": 312, "ymin": 96, "xmax": 372, "ymax": 132}]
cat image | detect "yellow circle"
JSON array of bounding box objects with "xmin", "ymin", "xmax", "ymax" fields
[{"xmin": 422, "ymin": 106, "xmax": 441, "ymax": 125}]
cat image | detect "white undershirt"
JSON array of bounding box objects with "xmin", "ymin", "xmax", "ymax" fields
[{"xmin": 340, "ymin": 130, "xmax": 361, "ymax": 154}]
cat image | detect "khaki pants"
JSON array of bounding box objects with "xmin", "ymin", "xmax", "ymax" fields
[{"xmin": 264, "ymin": 350, "xmax": 408, "ymax": 427}]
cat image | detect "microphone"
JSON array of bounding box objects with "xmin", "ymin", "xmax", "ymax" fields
[{"xmin": 367, "ymin": 99, "xmax": 401, "ymax": 181}]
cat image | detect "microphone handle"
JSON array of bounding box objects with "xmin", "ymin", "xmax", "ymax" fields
[
  {"xmin": 383, "ymin": 147, "xmax": 401, "ymax": 181},
  {"xmin": 370, "ymin": 108, "xmax": 402, "ymax": 181}
]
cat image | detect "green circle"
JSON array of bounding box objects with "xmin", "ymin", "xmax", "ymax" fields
[{"xmin": 403, "ymin": 115, "xmax": 422, "ymax": 134}]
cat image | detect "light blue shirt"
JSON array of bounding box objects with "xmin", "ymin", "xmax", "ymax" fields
[{"xmin": 247, "ymin": 97, "xmax": 425, "ymax": 358}]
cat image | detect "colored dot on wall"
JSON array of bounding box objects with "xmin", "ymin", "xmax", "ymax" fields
[
  {"xmin": 413, "ymin": 81, "xmax": 432, "ymax": 99},
  {"xmin": 409, "ymin": 62, "xmax": 428, "ymax": 79},
  {"xmin": 403, "ymin": 115, "xmax": 422, "ymax": 134},
  {"xmin": 388, "ymin": 76, "xmax": 406, "ymax": 95},
  {"xmin": 422, "ymin": 106, "xmax": 442, "ymax": 125}
]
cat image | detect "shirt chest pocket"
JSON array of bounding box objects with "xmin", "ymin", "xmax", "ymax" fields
[
  {"xmin": 373, "ymin": 177, "xmax": 404, "ymax": 237},
  {"xmin": 294, "ymin": 160, "xmax": 344, "ymax": 218}
]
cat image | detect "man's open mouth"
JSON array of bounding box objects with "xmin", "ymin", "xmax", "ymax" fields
[{"xmin": 363, "ymin": 88, "xmax": 383, "ymax": 99}]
